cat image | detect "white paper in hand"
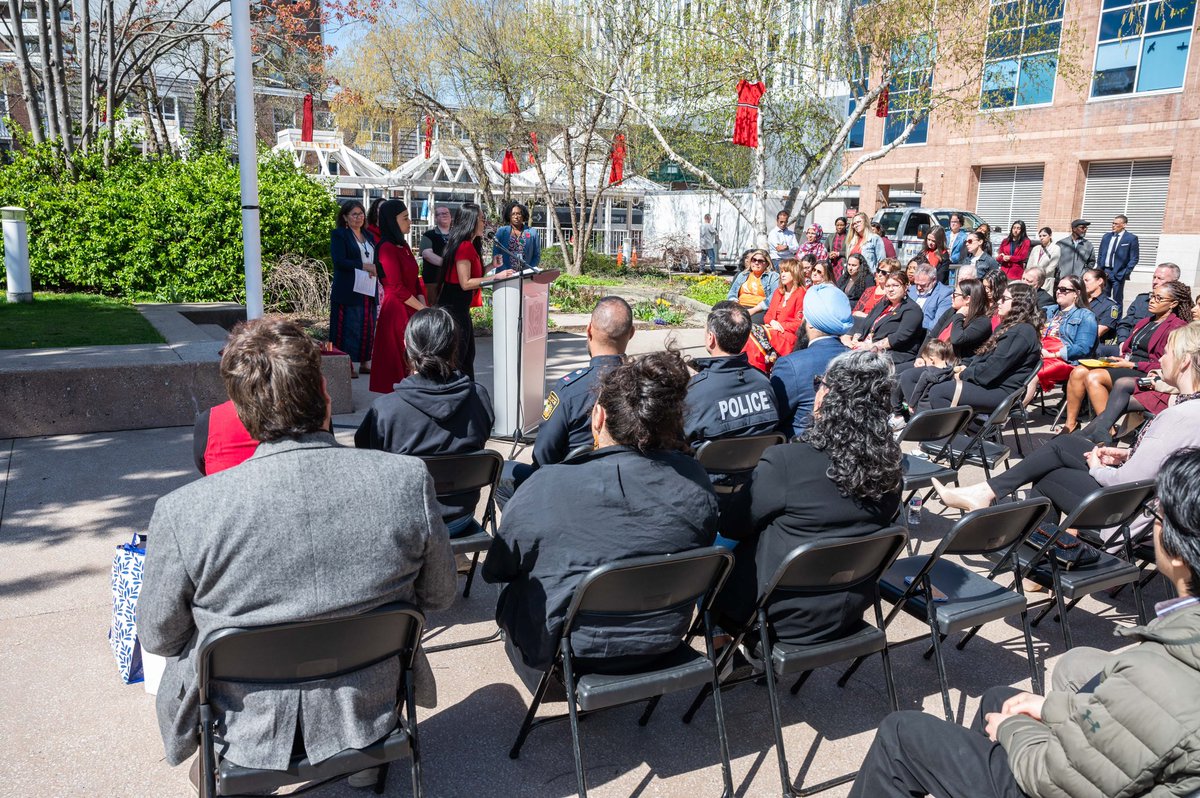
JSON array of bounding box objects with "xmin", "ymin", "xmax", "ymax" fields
[{"xmin": 353, "ymin": 268, "xmax": 378, "ymax": 296}]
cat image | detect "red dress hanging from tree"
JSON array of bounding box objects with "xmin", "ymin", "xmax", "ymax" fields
[{"xmin": 733, "ymin": 80, "xmax": 766, "ymax": 147}]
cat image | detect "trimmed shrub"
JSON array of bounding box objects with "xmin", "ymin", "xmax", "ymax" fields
[{"xmin": 0, "ymin": 139, "xmax": 337, "ymax": 302}]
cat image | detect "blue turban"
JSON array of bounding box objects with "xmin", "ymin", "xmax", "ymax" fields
[{"xmin": 803, "ymin": 283, "xmax": 853, "ymax": 335}]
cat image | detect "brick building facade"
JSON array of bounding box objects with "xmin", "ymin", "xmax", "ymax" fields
[{"xmin": 847, "ymin": 0, "xmax": 1200, "ymax": 290}]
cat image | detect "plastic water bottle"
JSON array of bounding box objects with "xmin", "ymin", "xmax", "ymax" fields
[{"xmin": 908, "ymin": 496, "xmax": 923, "ymax": 526}]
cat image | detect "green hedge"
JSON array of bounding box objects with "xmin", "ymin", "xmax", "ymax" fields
[{"xmin": 0, "ymin": 140, "xmax": 337, "ymax": 302}]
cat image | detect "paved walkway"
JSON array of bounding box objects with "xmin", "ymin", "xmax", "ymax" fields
[{"xmin": 0, "ymin": 328, "xmax": 1161, "ymax": 797}]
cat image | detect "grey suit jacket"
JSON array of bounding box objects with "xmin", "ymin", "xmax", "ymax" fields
[{"xmin": 138, "ymin": 432, "xmax": 457, "ymax": 770}]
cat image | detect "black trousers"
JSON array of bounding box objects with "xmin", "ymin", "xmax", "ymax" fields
[
  {"xmin": 987, "ymin": 433, "xmax": 1099, "ymax": 514},
  {"xmin": 928, "ymin": 380, "xmax": 1012, "ymax": 413},
  {"xmin": 849, "ymin": 686, "xmax": 1030, "ymax": 798},
  {"xmin": 444, "ymin": 304, "xmax": 477, "ymax": 380}
]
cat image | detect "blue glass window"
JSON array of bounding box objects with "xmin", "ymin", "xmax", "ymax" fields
[
  {"xmin": 1092, "ymin": 0, "xmax": 1194, "ymax": 96},
  {"xmin": 982, "ymin": 0, "xmax": 1065, "ymax": 109},
  {"xmin": 846, "ymin": 47, "xmax": 870, "ymax": 150},
  {"xmin": 884, "ymin": 36, "xmax": 934, "ymax": 145}
]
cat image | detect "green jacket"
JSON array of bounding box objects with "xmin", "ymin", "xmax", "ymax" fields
[{"xmin": 998, "ymin": 604, "xmax": 1200, "ymax": 797}]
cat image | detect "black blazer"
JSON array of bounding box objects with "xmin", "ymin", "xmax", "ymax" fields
[
  {"xmin": 714, "ymin": 441, "xmax": 900, "ymax": 645},
  {"xmin": 863, "ymin": 297, "xmax": 925, "ymax": 366},
  {"xmin": 962, "ymin": 322, "xmax": 1041, "ymax": 393},
  {"xmin": 925, "ymin": 308, "xmax": 994, "ymax": 359},
  {"xmin": 329, "ymin": 227, "xmax": 378, "ymax": 305}
]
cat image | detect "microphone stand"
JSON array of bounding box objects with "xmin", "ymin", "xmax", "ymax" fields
[{"xmin": 487, "ymin": 228, "xmax": 539, "ymax": 458}]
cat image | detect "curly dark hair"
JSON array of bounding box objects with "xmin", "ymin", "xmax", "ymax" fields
[
  {"xmin": 975, "ymin": 282, "xmax": 1042, "ymax": 357},
  {"xmin": 1160, "ymin": 280, "xmax": 1195, "ymax": 323},
  {"xmin": 596, "ymin": 349, "xmax": 691, "ymax": 453},
  {"xmin": 802, "ymin": 350, "xmax": 902, "ymax": 502}
]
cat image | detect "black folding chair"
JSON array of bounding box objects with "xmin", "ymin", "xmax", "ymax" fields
[
  {"xmin": 693, "ymin": 433, "xmax": 787, "ymax": 496},
  {"xmin": 417, "ymin": 450, "xmax": 504, "ymax": 653},
  {"xmin": 897, "ymin": 406, "xmax": 973, "ymax": 508},
  {"xmin": 195, "ymin": 602, "xmax": 426, "ymax": 798},
  {"xmin": 682, "ymin": 528, "xmax": 908, "ymax": 797},
  {"xmin": 919, "ymin": 386, "xmax": 1024, "ymax": 480},
  {"xmin": 1013, "ymin": 480, "xmax": 1157, "ymax": 649},
  {"xmin": 508, "ymin": 547, "xmax": 737, "ymax": 798},
  {"xmin": 842, "ymin": 499, "xmax": 1052, "ymax": 722}
]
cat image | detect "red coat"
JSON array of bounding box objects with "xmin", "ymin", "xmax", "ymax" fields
[
  {"xmin": 744, "ymin": 285, "xmax": 806, "ymax": 372},
  {"xmin": 999, "ymin": 238, "xmax": 1031, "ymax": 280},
  {"xmin": 369, "ymin": 241, "xmax": 426, "ymax": 394}
]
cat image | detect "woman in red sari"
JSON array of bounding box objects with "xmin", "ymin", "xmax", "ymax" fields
[
  {"xmin": 745, "ymin": 258, "xmax": 807, "ymax": 371},
  {"xmin": 369, "ymin": 199, "xmax": 428, "ymax": 394}
]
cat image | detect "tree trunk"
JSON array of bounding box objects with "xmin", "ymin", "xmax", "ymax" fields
[
  {"xmin": 7, "ymin": 0, "xmax": 45, "ymax": 143},
  {"xmin": 103, "ymin": 0, "xmax": 116, "ymax": 165},
  {"xmin": 147, "ymin": 72, "xmax": 173, "ymax": 157},
  {"xmin": 47, "ymin": 0, "xmax": 76, "ymax": 170},
  {"xmin": 32, "ymin": 0, "xmax": 62, "ymax": 147},
  {"xmin": 77, "ymin": 0, "xmax": 92, "ymax": 151}
]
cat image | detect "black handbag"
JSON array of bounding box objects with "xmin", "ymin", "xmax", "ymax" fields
[{"xmin": 1028, "ymin": 522, "xmax": 1101, "ymax": 570}]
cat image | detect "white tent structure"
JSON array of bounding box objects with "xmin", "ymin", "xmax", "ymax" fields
[{"xmin": 272, "ymin": 129, "xmax": 390, "ymax": 179}]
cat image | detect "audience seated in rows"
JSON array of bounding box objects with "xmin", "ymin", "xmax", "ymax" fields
[
  {"xmin": 936, "ymin": 321, "xmax": 1200, "ymax": 531},
  {"xmin": 715, "ymin": 350, "xmax": 903, "ymax": 645},
  {"xmin": 140, "ymin": 318, "xmax": 456, "ymax": 777},
  {"xmin": 842, "ymin": 268, "xmax": 925, "ymax": 367},
  {"xmin": 853, "ymin": 446, "xmax": 1200, "ymax": 798},
  {"xmin": 496, "ymin": 296, "xmax": 634, "ymax": 505},
  {"xmin": 482, "ymin": 350, "xmax": 719, "ymax": 693},
  {"xmin": 355, "ymin": 307, "xmax": 495, "ymax": 534},
  {"xmin": 1021, "ymin": 265, "xmax": 1055, "ymax": 310},
  {"xmin": 894, "ymin": 278, "xmax": 992, "ymax": 413},
  {"xmin": 852, "ymin": 255, "xmax": 894, "ymax": 320},
  {"xmin": 684, "ymin": 301, "xmax": 780, "ymax": 447},
  {"xmin": 726, "ymin": 248, "xmax": 778, "ymax": 323},
  {"xmin": 1037, "ymin": 274, "xmax": 1097, "ymax": 392},
  {"xmin": 769, "ymin": 284, "xmax": 852, "ymax": 439},
  {"xmin": 1059, "ymin": 281, "xmax": 1192, "ymax": 434}
]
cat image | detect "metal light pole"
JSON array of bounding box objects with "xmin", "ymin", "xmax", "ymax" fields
[{"xmin": 230, "ymin": 0, "xmax": 264, "ymax": 319}]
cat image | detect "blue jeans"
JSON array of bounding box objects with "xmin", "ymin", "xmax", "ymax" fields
[{"xmin": 700, "ymin": 248, "xmax": 717, "ymax": 272}]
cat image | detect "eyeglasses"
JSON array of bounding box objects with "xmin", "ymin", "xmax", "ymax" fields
[
  {"xmin": 999, "ymin": 294, "xmax": 1014, "ymax": 303},
  {"xmin": 812, "ymin": 375, "xmax": 825, "ymax": 392},
  {"xmin": 1056, "ymin": 287, "xmax": 1077, "ymax": 294},
  {"xmin": 951, "ymin": 291, "xmax": 965, "ymax": 299},
  {"xmin": 1150, "ymin": 294, "xmax": 1172, "ymax": 302}
]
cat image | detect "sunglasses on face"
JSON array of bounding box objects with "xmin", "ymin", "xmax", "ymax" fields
[
  {"xmin": 1056, "ymin": 287, "xmax": 1077, "ymax": 294},
  {"xmin": 751, "ymin": 257, "xmax": 768, "ymax": 264}
]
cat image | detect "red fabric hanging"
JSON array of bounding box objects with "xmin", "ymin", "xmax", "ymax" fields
[
  {"xmin": 876, "ymin": 86, "xmax": 889, "ymax": 117},
  {"xmin": 300, "ymin": 94, "xmax": 314, "ymax": 142},
  {"xmin": 733, "ymin": 80, "xmax": 766, "ymax": 148},
  {"xmin": 528, "ymin": 131, "xmax": 538, "ymax": 164},
  {"xmin": 424, "ymin": 115, "xmax": 433, "ymax": 158},
  {"xmin": 609, "ymin": 134, "xmax": 625, "ymax": 184},
  {"xmin": 502, "ymin": 149, "xmax": 519, "ymax": 174}
]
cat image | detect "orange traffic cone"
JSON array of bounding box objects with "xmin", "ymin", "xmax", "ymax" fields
[
  {"xmin": 631, "ymin": 247, "xmax": 638, "ymax": 268},
  {"xmin": 616, "ymin": 251, "xmax": 624, "ymax": 268}
]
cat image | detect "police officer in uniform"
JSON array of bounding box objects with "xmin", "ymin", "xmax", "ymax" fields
[
  {"xmin": 496, "ymin": 296, "xmax": 635, "ymax": 506},
  {"xmin": 1084, "ymin": 268, "xmax": 1120, "ymax": 348},
  {"xmin": 685, "ymin": 301, "xmax": 781, "ymax": 445}
]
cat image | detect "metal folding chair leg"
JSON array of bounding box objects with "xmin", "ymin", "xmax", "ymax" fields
[
  {"xmin": 404, "ymin": 672, "xmax": 423, "ymax": 798},
  {"xmin": 509, "ymin": 667, "xmax": 554, "ymax": 759},
  {"xmin": 922, "ymin": 581, "xmax": 954, "ymax": 722},
  {"xmin": 462, "ymin": 552, "xmax": 481, "ymax": 598},
  {"xmin": 759, "ymin": 617, "xmax": 797, "ymax": 798},
  {"xmin": 703, "ymin": 612, "xmax": 736, "ymax": 798},
  {"xmin": 561, "ymin": 643, "xmax": 589, "ymax": 798},
  {"xmin": 637, "ymin": 695, "xmax": 663, "ymax": 727},
  {"xmin": 789, "ymin": 670, "xmax": 814, "ymax": 696}
]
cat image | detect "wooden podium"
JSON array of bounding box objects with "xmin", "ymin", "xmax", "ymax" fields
[{"xmin": 491, "ymin": 269, "xmax": 560, "ymax": 439}]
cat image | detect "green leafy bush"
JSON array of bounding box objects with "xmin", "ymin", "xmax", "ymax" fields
[{"xmin": 0, "ymin": 139, "xmax": 337, "ymax": 302}]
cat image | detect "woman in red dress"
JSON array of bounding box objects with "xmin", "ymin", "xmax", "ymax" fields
[
  {"xmin": 997, "ymin": 220, "xmax": 1031, "ymax": 280},
  {"xmin": 369, "ymin": 199, "xmax": 428, "ymax": 394},
  {"xmin": 744, "ymin": 258, "xmax": 807, "ymax": 371}
]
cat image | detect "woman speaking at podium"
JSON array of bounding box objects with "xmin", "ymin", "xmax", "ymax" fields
[{"xmin": 437, "ymin": 202, "xmax": 515, "ymax": 379}]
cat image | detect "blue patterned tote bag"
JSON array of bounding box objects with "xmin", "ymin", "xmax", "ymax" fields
[{"xmin": 109, "ymin": 534, "xmax": 146, "ymax": 684}]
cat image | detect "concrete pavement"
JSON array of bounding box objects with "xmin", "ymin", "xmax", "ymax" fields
[{"xmin": 0, "ymin": 327, "xmax": 1163, "ymax": 797}]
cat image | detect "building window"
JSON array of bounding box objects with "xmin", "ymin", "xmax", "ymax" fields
[
  {"xmin": 273, "ymin": 107, "xmax": 295, "ymax": 133},
  {"xmin": 314, "ymin": 110, "xmax": 335, "ymax": 130},
  {"xmin": 220, "ymin": 103, "xmax": 235, "ymax": 133},
  {"xmin": 847, "ymin": 47, "xmax": 869, "ymax": 149},
  {"xmin": 1092, "ymin": 0, "xmax": 1195, "ymax": 97},
  {"xmin": 158, "ymin": 95, "xmax": 178, "ymax": 124},
  {"xmin": 371, "ymin": 119, "xmax": 390, "ymax": 144},
  {"xmin": 884, "ymin": 35, "xmax": 935, "ymax": 145},
  {"xmin": 981, "ymin": 0, "xmax": 1063, "ymax": 109}
]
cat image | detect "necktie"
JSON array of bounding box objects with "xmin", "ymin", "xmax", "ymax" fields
[{"xmin": 1107, "ymin": 232, "xmax": 1121, "ymax": 271}]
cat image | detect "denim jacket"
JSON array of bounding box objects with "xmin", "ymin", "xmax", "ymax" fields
[
  {"xmin": 1045, "ymin": 306, "xmax": 1098, "ymax": 362},
  {"xmin": 726, "ymin": 270, "xmax": 780, "ymax": 308}
]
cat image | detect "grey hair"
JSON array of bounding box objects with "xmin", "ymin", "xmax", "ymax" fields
[
  {"xmin": 802, "ymin": 350, "xmax": 902, "ymax": 502},
  {"xmin": 915, "ymin": 263, "xmax": 937, "ymax": 281},
  {"xmin": 1158, "ymin": 262, "xmax": 1182, "ymax": 280}
]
